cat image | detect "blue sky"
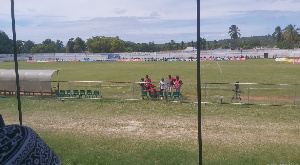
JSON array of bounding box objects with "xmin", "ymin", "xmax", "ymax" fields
[
  {"xmin": 201, "ymin": 0, "xmax": 300, "ymax": 41},
  {"xmin": 0, "ymin": 0, "xmax": 197, "ymax": 45}
]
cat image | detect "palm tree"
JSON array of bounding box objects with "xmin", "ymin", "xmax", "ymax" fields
[
  {"xmin": 228, "ymin": 25, "xmax": 241, "ymax": 39},
  {"xmin": 282, "ymin": 24, "xmax": 300, "ymax": 42},
  {"xmin": 273, "ymin": 26, "xmax": 282, "ymax": 43}
]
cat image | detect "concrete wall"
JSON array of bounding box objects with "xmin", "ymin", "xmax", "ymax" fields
[
  {"xmin": 1, "ymin": 49, "xmax": 300, "ymax": 62},
  {"xmin": 0, "ymin": 52, "xmax": 197, "ymax": 62},
  {"xmin": 200, "ymin": 48, "xmax": 300, "ymax": 58}
]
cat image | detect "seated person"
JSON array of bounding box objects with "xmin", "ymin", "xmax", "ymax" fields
[{"xmin": 147, "ymin": 84, "xmax": 158, "ymax": 98}]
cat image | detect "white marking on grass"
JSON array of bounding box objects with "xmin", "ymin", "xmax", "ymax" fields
[{"xmin": 217, "ymin": 62, "xmax": 222, "ymax": 73}]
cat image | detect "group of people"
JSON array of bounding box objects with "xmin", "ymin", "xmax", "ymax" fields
[{"xmin": 139, "ymin": 74, "xmax": 183, "ymax": 98}]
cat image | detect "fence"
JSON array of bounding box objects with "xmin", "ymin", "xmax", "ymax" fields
[
  {"xmin": 202, "ymin": 83, "xmax": 300, "ymax": 107},
  {"xmin": 53, "ymin": 81, "xmax": 196, "ymax": 101},
  {"xmin": 1, "ymin": 80, "xmax": 300, "ymax": 106}
]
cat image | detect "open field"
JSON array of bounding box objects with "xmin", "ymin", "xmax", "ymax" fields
[{"xmin": 0, "ymin": 59, "xmax": 300, "ymax": 164}]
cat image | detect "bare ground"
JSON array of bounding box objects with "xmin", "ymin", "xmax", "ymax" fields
[{"xmin": 4, "ymin": 109, "xmax": 298, "ymax": 150}]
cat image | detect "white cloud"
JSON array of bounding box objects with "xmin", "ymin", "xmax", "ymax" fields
[
  {"xmin": 0, "ymin": 0, "xmax": 197, "ymax": 44},
  {"xmin": 200, "ymin": 0, "xmax": 300, "ymax": 41}
]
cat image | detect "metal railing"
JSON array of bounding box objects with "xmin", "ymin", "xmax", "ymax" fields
[
  {"xmin": 202, "ymin": 82, "xmax": 300, "ymax": 107},
  {"xmin": 1, "ymin": 80, "xmax": 299, "ymax": 106}
]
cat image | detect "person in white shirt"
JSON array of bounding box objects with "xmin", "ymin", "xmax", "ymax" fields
[{"xmin": 159, "ymin": 78, "xmax": 166, "ymax": 98}]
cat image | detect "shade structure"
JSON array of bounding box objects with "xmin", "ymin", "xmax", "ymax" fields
[{"xmin": 0, "ymin": 69, "xmax": 58, "ymax": 93}]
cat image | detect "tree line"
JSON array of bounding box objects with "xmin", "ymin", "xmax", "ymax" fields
[
  {"xmin": 272, "ymin": 24, "xmax": 300, "ymax": 49},
  {"xmin": 197, "ymin": 25, "xmax": 274, "ymax": 50},
  {"xmin": 0, "ymin": 30, "xmax": 196, "ymax": 54},
  {"xmin": 200, "ymin": 24, "xmax": 300, "ymax": 50}
]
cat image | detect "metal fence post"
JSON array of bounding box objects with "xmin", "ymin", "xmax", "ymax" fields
[
  {"xmin": 133, "ymin": 82, "xmax": 135, "ymax": 99},
  {"xmin": 205, "ymin": 83, "xmax": 207, "ymax": 103},
  {"xmin": 248, "ymin": 84, "xmax": 250, "ymax": 104},
  {"xmin": 294, "ymin": 86, "xmax": 296, "ymax": 108},
  {"xmin": 69, "ymin": 81, "xmax": 71, "ymax": 98},
  {"xmin": 57, "ymin": 71, "xmax": 59, "ymax": 92},
  {"xmin": 99, "ymin": 83, "xmax": 102, "ymax": 99}
]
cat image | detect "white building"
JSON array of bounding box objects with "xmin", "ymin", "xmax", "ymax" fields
[{"xmin": 184, "ymin": 47, "xmax": 197, "ymax": 51}]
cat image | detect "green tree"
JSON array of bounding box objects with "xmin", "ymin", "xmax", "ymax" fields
[
  {"xmin": 0, "ymin": 30, "xmax": 13, "ymax": 54},
  {"xmin": 282, "ymin": 24, "xmax": 299, "ymax": 42},
  {"xmin": 163, "ymin": 40, "xmax": 177, "ymax": 51},
  {"xmin": 199, "ymin": 37, "xmax": 206, "ymax": 50},
  {"xmin": 87, "ymin": 37, "xmax": 100, "ymax": 53},
  {"xmin": 181, "ymin": 41, "xmax": 185, "ymax": 50},
  {"xmin": 74, "ymin": 37, "xmax": 86, "ymax": 53},
  {"xmin": 66, "ymin": 38, "xmax": 75, "ymax": 53},
  {"xmin": 31, "ymin": 44, "xmax": 48, "ymax": 53},
  {"xmin": 212, "ymin": 40, "xmax": 218, "ymax": 49},
  {"xmin": 228, "ymin": 25, "xmax": 241, "ymax": 39},
  {"xmin": 273, "ymin": 26, "xmax": 282, "ymax": 43},
  {"xmin": 55, "ymin": 40, "xmax": 65, "ymax": 53},
  {"xmin": 176, "ymin": 43, "xmax": 179, "ymax": 50},
  {"xmin": 100, "ymin": 37, "xmax": 112, "ymax": 53},
  {"xmin": 240, "ymin": 40, "xmax": 261, "ymax": 49},
  {"xmin": 110, "ymin": 37, "xmax": 125, "ymax": 52},
  {"xmin": 275, "ymin": 24, "xmax": 300, "ymax": 49},
  {"xmin": 86, "ymin": 36, "xmax": 128, "ymax": 53},
  {"xmin": 170, "ymin": 40, "xmax": 176, "ymax": 50},
  {"xmin": 135, "ymin": 43, "xmax": 149, "ymax": 52},
  {"xmin": 276, "ymin": 41, "xmax": 294, "ymax": 49},
  {"xmin": 124, "ymin": 41, "xmax": 136, "ymax": 52},
  {"xmin": 148, "ymin": 42, "xmax": 160, "ymax": 52},
  {"xmin": 23, "ymin": 40, "xmax": 35, "ymax": 53},
  {"xmin": 31, "ymin": 39, "xmax": 58, "ymax": 53},
  {"xmin": 16, "ymin": 40, "xmax": 25, "ymax": 54}
]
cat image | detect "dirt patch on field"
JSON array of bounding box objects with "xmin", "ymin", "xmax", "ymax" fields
[
  {"xmin": 21, "ymin": 112, "xmax": 300, "ymax": 149},
  {"xmin": 5, "ymin": 105, "xmax": 298, "ymax": 148},
  {"xmin": 202, "ymin": 117, "xmax": 300, "ymax": 147},
  {"xmin": 24, "ymin": 113, "xmax": 198, "ymax": 144}
]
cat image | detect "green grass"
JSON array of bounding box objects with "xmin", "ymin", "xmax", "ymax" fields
[
  {"xmin": 2, "ymin": 59, "xmax": 300, "ymax": 103},
  {"xmin": 41, "ymin": 132, "xmax": 198, "ymax": 165},
  {"xmin": 1, "ymin": 59, "xmax": 299, "ymax": 83},
  {"xmin": 1, "ymin": 59, "xmax": 300, "ymax": 164}
]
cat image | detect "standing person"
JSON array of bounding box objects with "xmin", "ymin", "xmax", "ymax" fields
[
  {"xmin": 145, "ymin": 75, "xmax": 151, "ymax": 90},
  {"xmin": 139, "ymin": 78, "xmax": 145, "ymax": 92},
  {"xmin": 174, "ymin": 75, "xmax": 183, "ymax": 94},
  {"xmin": 140, "ymin": 78, "xmax": 148, "ymax": 99},
  {"xmin": 159, "ymin": 77, "xmax": 166, "ymax": 97},
  {"xmin": 159, "ymin": 78, "xmax": 166, "ymax": 92},
  {"xmin": 167, "ymin": 75, "xmax": 175, "ymax": 92}
]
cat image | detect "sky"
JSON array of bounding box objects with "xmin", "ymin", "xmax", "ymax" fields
[
  {"xmin": 1, "ymin": 0, "xmax": 300, "ymax": 45},
  {"xmin": 201, "ymin": 0, "xmax": 300, "ymax": 41},
  {"xmin": 0, "ymin": 0, "xmax": 197, "ymax": 45}
]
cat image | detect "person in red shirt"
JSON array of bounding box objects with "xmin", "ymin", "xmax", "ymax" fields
[
  {"xmin": 167, "ymin": 75, "xmax": 176, "ymax": 92},
  {"xmin": 145, "ymin": 75, "xmax": 151, "ymax": 90},
  {"xmin": 174, "ymin": 76, "xmax": 183, "ymax": 94},
  {"xmin": 147, "ymin": 84, "xmax": 158, "ymax": 98}
]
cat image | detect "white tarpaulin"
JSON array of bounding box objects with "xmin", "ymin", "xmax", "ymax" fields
[{"xmin": 0, "ymin": 69, "xmax": 58, "ymax": 92}]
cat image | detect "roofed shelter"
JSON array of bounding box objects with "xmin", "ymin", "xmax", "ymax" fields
[{"xmin": 0, "ymin": 69, "xmax": 59, "ymax": 94}]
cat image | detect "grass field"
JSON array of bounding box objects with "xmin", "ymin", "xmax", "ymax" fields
[{"xmin": 1, "ymin": 59, "xmax": 300, "ymax": 164}]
